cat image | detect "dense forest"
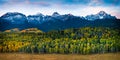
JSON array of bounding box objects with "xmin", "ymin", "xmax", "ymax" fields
[{"xmin": 0, "ymin": 27, "xmax": 120, "ymax": 54}]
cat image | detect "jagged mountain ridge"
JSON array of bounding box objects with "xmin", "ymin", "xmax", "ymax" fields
[
  {"xmin": 85, "ymin": 11, "xmax": 116, "ymax": 20},
  {"xmin": 0, "ymin": 11, "xmax": 119, "ymax": 32},
  {"xmin": 0, "ymin": 12, "xmax": 27, "ymax": 24}
]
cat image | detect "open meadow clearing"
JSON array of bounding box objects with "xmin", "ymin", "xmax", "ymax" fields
[{"xmin": 0, "ymin": 53, "xmax": 120, "ymax": 60}]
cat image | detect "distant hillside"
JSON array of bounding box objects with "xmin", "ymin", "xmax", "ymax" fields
[{"xmin": 4, "ymin": 28, "xmax": 43, "ymax": 33}]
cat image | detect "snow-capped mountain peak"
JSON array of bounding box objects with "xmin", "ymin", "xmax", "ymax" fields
[
  {"xmin": 27, "ymin": 13, "xmax": 44, "ymax": 24},
  {"xmin": 98, "ymin": 11, "xmax": 107, "ymax": 16},
  {"xmin": 52, "ymin": 12, "xmax": 60, "ymax": 17},
  {"xmin": 85, "ymin": 11, "xmax": 116, "ymax": 20},
  {"xmin": 0, "ymin": 12, "xmax": 27, "ymax": 24}
]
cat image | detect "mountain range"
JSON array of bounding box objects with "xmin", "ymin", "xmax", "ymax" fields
[{"xmin": 0, "ymin": 11, "xmax": 120, "ymax": 32}]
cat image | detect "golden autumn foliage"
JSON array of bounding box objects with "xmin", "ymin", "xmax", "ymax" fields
[{"xmin": 0, "ymin": 27, "xmax": 120, "ymax": 54}]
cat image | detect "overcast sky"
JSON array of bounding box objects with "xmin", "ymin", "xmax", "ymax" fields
[{"xmin": 0, "ymin": 0, "xmax": 120, "ymax": 18}]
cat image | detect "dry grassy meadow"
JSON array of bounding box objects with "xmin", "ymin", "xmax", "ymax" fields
[{"xmin": 0, "ymin": 53, "xmax": 120, "ymax": 60}]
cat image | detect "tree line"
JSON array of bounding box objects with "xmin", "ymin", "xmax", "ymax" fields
[{"xmin": 0, "ymin": 27, "xmax": 120, "ymax": 54}]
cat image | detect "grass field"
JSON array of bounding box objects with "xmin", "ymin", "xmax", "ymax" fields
[{"xmin": 0, "ymin": 53, "xmax": 120, "ymax": 60}]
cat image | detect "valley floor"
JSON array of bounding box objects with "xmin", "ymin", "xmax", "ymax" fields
[{"xmin": 0, "ymin": 53, "xmax": 120, "ymax": 60}]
